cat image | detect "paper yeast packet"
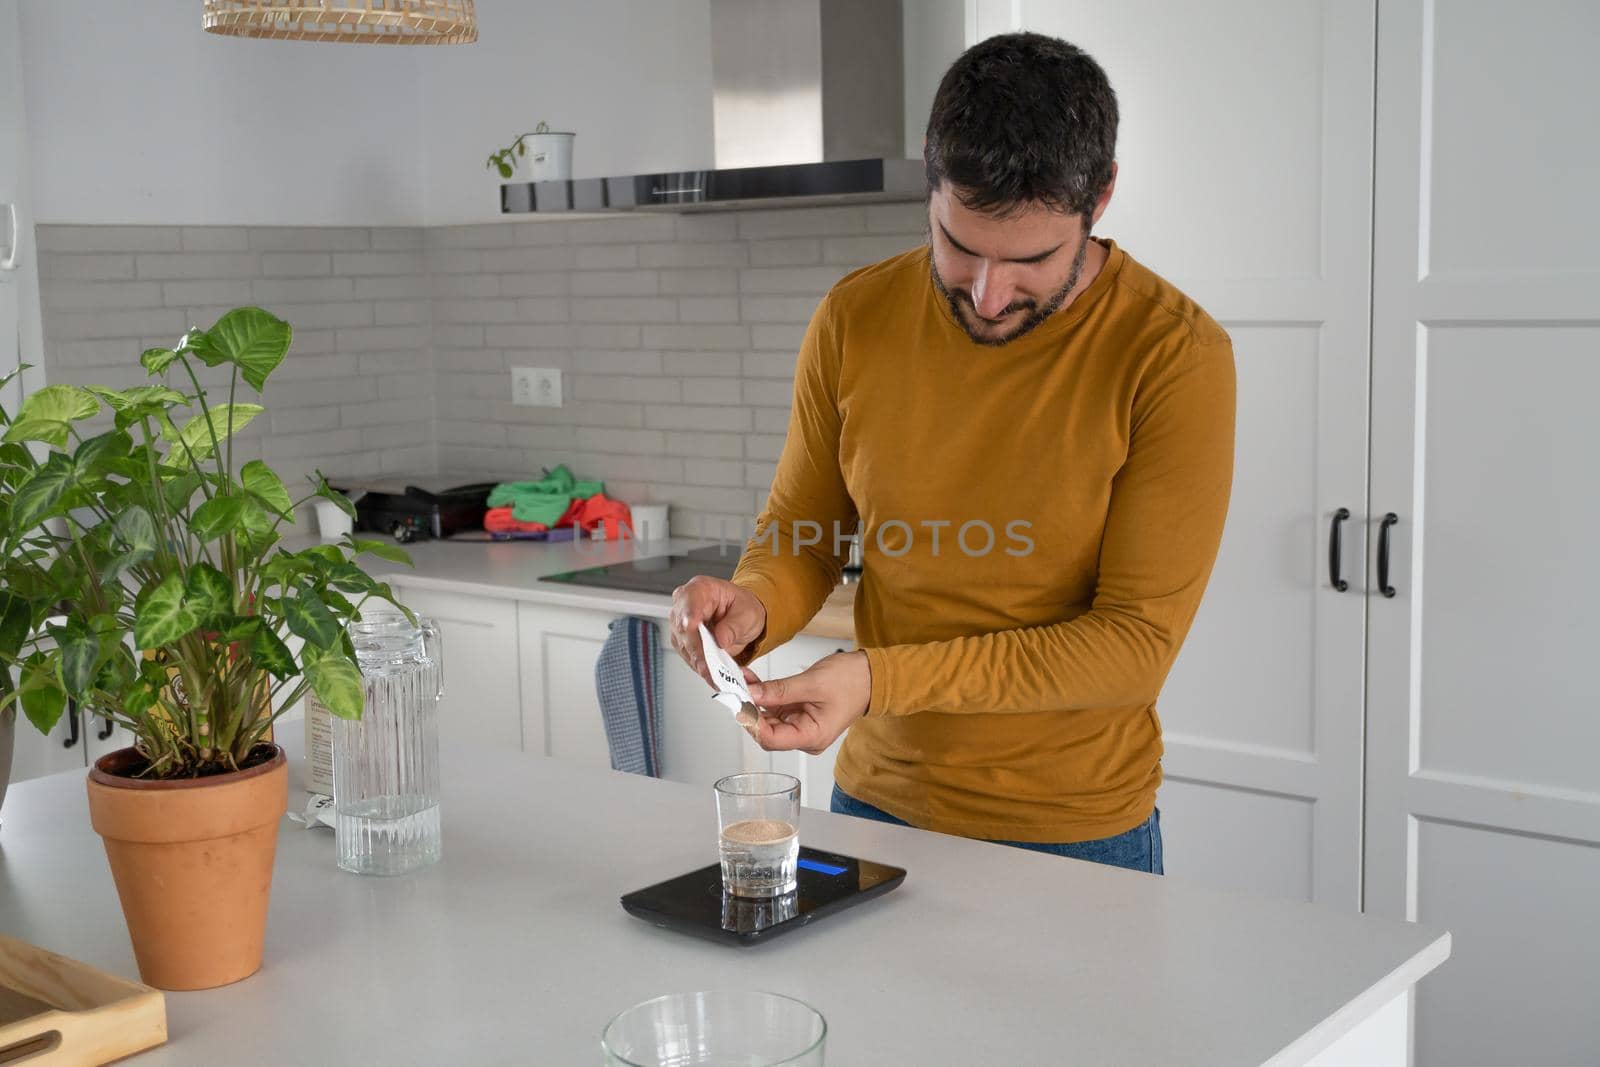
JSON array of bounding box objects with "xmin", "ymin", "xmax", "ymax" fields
[{"xmin": 697, "ymin": 622, "xmax": 762, "ymax": 731}]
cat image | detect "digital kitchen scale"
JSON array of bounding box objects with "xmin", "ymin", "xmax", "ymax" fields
[{"xmin": 621, "ymin": 847, "xmax": 907, "ymax": 947}]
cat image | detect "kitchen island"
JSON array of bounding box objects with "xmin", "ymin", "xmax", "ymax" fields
[{"xmin": 0, "ymin": 735, "xmax": 1448, "ymax": 1065}]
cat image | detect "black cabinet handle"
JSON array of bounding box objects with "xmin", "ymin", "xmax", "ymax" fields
[
  {"xmin": 63, "ymin": 701, "xmax": 80, "ymax": 749},
  {"xmin": 96, "ymin": 715, "xmax": 114, "ymax": 741},
  {"xmin": 1377, "ymin": 513, "xmax": 1399, "ymax": 598},
  {"xmin": 1329, "ymin": 508, "xmax": 1351, "ymax": 591}
]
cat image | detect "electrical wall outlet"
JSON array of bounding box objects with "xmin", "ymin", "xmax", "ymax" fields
[{"xmin": 512, "ymin": 366, "xmax": 562, "ymax": 407}]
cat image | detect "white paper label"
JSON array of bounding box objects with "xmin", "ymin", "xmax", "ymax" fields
[
  {"xmin": 698, "ymin": 622, "xmax": 762, "ymax": 725},
  {"xmin": 303, "ymin": 694, "xmax": 335, "ymax": 796}
]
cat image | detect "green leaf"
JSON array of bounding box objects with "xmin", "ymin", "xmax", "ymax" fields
[
  {"xmin": 241, "ymin": 459, "xmax": 293, "ymax": 516},
  {"xmin": 320, "ymin": 588, "xmax": 357, "ymax": 617},
  {"xmin": 18, "ymin": 654, "xmax": 67, "ymax": 735},
  {"xmin": 184, "ymin": 562, "xmax": 233, "ymax": 626},
  {"xmin": 141, "ymin": 347, "xmax": 180, "ymax": 375},
  {"xmin": 113, "ymin": 505, "xmax": 159, "ymax": 553},
  {"xmin": 218, "ymin": 616, "xmax": 260, "ymax": 643},
  {"xmin": 306, "ymin": 654, "xmax": 364, "ymax": 719},
  {"xmin": 94, "ymin": 643, "xmax": 136, "ymax": 695},
  {"xmin": 324, "ymin": 561, "xmax": 379, "ymax": 595},
  {"xmin": 311, "ymin": 472, "xmax": 356, "ymax": 518},
  {"xmin": 74, "ymin": 429, "xmax": 133, "ymax": 473},
  {"xmin": 0, "ymin": 590, "xmax": 33, "ymax": 660},
  {"xmin": 170, "ymin": 403, "xmax": 263, "ymax": 464},
  {"xmin": 189, "ymin": 308, "xmax": 293, "ymax": 391},
  {"xmin": 286, "ymin": 589, "xmax": 340, "ymax": 649},
  {"xmin": 0, "ymin": 362, "xmax": 31, "ymax": 395},
  {"xmin": 163, "ymin": 471, "xmax": 204, "ymax": 512},
  {"xmin": 249, "ymin": 625, "xmax": 297, "ymax": 680},
  {"xmin": 49, "ymin": 622, "xmax": 100, "ymax": 698},
  {"xmin": 191, "ymin": 494, "xmax": 246, "ymax": 542},
  {"xmin": 3, "ymin": 417, "xmax": 72, "ymax": 449},
  {"xmin": 346, "ymin": 537, "xmax": 413, "ymax": 566},
  {"xmin": 17, "ymin": 383, "xmax": 100, "ymax": 425},
  {"xmin": 10, "ymin": 452, "xmax": 77, "ymax": 530},
  {"xmin": 133, "ymin": 573, "xmax": 201, "ymax": 649}
]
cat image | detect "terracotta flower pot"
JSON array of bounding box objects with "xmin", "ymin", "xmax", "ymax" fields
[{"xmin": 86, "ymin": 746, "xmax": 288, "ymax": 991}]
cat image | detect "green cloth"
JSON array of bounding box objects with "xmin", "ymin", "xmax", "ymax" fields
[{"xmin": 487, "ymin": 465, "xmax": 605, "ymax": 525}]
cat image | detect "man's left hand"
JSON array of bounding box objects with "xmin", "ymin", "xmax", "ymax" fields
[{"xmin": 744, "ymin": 651, "xmax": 871, "ymax": 755}]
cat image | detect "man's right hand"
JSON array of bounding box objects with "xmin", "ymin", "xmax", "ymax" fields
[{"xmin": 668, "ymin": 576, "xmax": 767, "ymax": 689}]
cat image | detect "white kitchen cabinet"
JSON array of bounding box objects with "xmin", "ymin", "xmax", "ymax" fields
[
  {"xmin": 390, "ymin": 585, "xmax": 522, "ymax": 752},
  {"xmin": 1363, "ymin": 3, "xmax": 1600, "ymax": 1064},
  {"xmin": 516, "ymin": 601, "xmax": 768, "ymax": 787},
  {"xmin": 762, "ymin": 633, "xmax": 853, "ymax": 811}
]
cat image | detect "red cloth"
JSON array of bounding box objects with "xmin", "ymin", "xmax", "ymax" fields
[
  {"xmin": 570, "ymin": 493, "xmax": 633, "ymax": 540},
  {"xmin": 484, "ymin": 506, "xmax": 547, "ymax": 534}
]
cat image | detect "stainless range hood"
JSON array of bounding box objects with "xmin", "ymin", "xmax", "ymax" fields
[{"xmin": 502, "ymin": 0, "xmax": 923, "ymax": 214}]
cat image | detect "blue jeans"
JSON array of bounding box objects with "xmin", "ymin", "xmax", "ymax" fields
[{"xmin": 830, "ymin": 784, "xmax": 1163, "ymax": 875}]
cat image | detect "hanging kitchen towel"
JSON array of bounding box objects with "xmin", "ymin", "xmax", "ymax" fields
[{"xmin": 594, "ymin": 616, "xmax": 662, "ymax": 778}]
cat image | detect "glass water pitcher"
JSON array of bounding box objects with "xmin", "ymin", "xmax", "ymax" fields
[{"xmin": 332, "ymin": 611, "xmax": 444, "ymax": 876}]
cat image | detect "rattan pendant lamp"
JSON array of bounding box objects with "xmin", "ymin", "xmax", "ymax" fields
[{"xmin": 202, "ymin": 1, "xmax": 477, "ymax": 45}]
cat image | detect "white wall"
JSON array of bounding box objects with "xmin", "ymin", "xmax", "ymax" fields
[
  {"xmin": 19, "ymin": 0, "xmax": 424, "ymax": 225},
  {"xmin": 415, "ymin": 0, "xmax": 714, "ymax": 225}
]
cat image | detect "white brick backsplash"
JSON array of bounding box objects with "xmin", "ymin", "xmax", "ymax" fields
[
  {"xmin": 269, "ymin": 406, "xmax": 341, "ymax": 434},
  {"xmin": 748, "ymin": 238, "xmax": 822, "ymax": 267},
  {"xmin": 750, "ymin": 324, "xmax": 808, "ymax": 350},
  {"xmin": 742, "ymin": 379, "xmax": 795, "ymax": 407},
  {"xmin": 249, "ymin": 227, "xmax": 371, "ymax": 251},
  {"xmin": 378, "ymin": 444, "xmax": 437, "ymax": 472},
  {"xmin": 573, "ymin": 375, "xmax": 681, "ymax": 403},
  {"xmin": 570, "ymin": 297, "xmax": 677, "ymax": 324},
  {"xmin": 742, "ymin": 351, "xmax": 798, "ymax": 378},
  {"xmin": 660, "ymin": 269, "xmax": 738, "ymax": 296},
  {"xmin": 866, "ymin": 202, "xmax": 930, "ymax": 234},
  {"xmin": 371, "ymin": 228, "xmax": 425, "ymax": 251},
  {"xmin": 646, "ymin": 404, "xmax": 753, "ymax": 432},
  {"xmin": 333, "ymin": 252, "xmax": 426, "ymax": 276},
  {"xmin": 264, "ymin": 377, "xmax": 378, "ymax": 407},
  {"xmin": 572, "ymin": 270, "xmax": 657, "ymax": 296},
  {"xmin": 497, "ymin": 272, "xmax": 569, "ymax": 297},
  {"xmin": 744, "ymin": 434, "xmax": 785, "ymax": 461},
  {"xmin": 339, "ymin": 396, "xmax": 431, "ymax": 427},
  {"xmin": 683, "ymin": 459, "xmax": 744, "ymax": 486},
  {"xmin": 641, "ymin": 324, "xmax": 750, "ymax": 350},
  {"xmin": 259, "ymin": 253, "xmax": 331, "ymax": 278},
  {"xmin": 572, "ymin": 349, "xmax": 663, "ymax": 375},
  {"xmin": 435, "ymin": 348, "xmax": 506, "ymax": 373},
  {"xmin": 136, "ymin": 253, "xmax": 259, "ymax": 280},
  {"xmin": 480, "ymin": 246, "xmax": 577, "ymax": 272},
  {"xmin": 571, "ymin": 451, "xmax": 685, "ymax": 483},
  {"xmin": 570, "ymin": 215, "xmax": 677, "ymax": 244},
  {"xmin": 46, "ymin": 307, "xmax": 186, "ymax": 340},
  {"xmin": 739, "ymin": 265, "xmax": 852, "ymax": 294},
  {"xmin": 675, "ymin": 215, "xmax": 739, "ymax": 242},
  {"xmin": 689, "ymin": 377, "xmax": 742, "ymax": 405},
  {"xmin": 661, "ymin": 351, "xmax": 741, "ymax": 376},
  {"xmin": 576, "ymin": 324, "xmax": 642, "ymax": 348},
  {"xmin": 485, "ymin": 323, "xmax": 577, "ymax": 348},
  {"xmin": 739, "ymin": 296, "xmax": 821, "ymax": 323},
  {"xmin": 737, "ymin": 207, "xmax": 866, "ymax": 240},
  {"xmin": 361, "ymin": 423, "xmax": 425, "ymax": 450},
  {"xmin": 574, "ymin": 245, "xmax": 639, "ymax": 270},
  {"xmin": 375, "ymin": 300, "xmax": 431, "ymax": 325},
  {"xmin": 504, "ymin": 424, "xmax": 577, "ymax": 450},
  {"xmin": 39, "ymin": 254, "xmax": 135, "ymax": 281},
  {"xmin": 664, "ymin": 431, "xmax": 743, "ymax": 458},
  {"xmin": 432, "ymin": 323, "xmax": 485, "ymax": 348},
  {"xmin": 433, "ymin": 274, "xmax": 503, "ymax": 299},
  {"xmin": 49, "ymin": 339, "xmax": 141, "ymax": 368},
  {"xmin": 744, "ymin": 461, "xmax": 779, "ymax": 488},
  {"xmin": 676, "ymin": 297, "xmax": 740, "ymax": 323},
  {"xmin": 576, "ymin": 427, "xmax": 666, "ymax": 454},
  {"xmin": 251, "ymin": 276, "xmax": 354, "ymax": 304},
  {"xmin": 638, "ymin": 242, "xmax": 748, "ymax": 268},
  {"xmin": 510, "ymin": 221, "xmax": 570, "ymax": 246},
  {"xmin": 335, "ymin": 325, "xmax": 430, "ymax": 351},
  {"xmin": 38, "ymin": 226, "xmax": 181, "ymax": 253},
  {"xmin": 41, "ymin": 281, "xmax": 164, "ymax": 310},
  {"xmin": 275, "ymin": 353, "xmax": 360, "ymax": 380},
  {"xmin": 436, "ymin": 444, "xmax": 531, "ymax": 473},
  {"xmin": 164, "ymin": 280, "xmax": 255, "ymax": 307},
  {"xmin": 274, "ymin": 302, "xmax": 374, "ymax": 330},
  {"xmin": 262, "ymin": 427, "xmax": 365, "ymax": 459},
  {"xmin": 651, "ymin": 484, "xmax": 760, "ymax": 514},
  {"xmin": 751, "ymin": 406, "xmax": 793, "ymax": 434},
  {"xmin": 353, "ymin": 275, "xmax": 431, "ymax": 300},
  {"xmin": 359, "ymin": 350, "xmax": 431, "ymax": 375},
  {"xmin": 825, "ymin": 235, "xmax": 924, "ymax": 264},
  {"xmin": 427, "ymin": 249, "xmax": 482, "ymax": 274},
  {"xmin": 435, "ymin": 298, "xmax": 521, "ymax": 324},
  {"xmin": 181, "ymin": 227, "xmax": 248, "ymax": 252},
  {"xmin": 428, "ymin": 225, "xmax": 516, "ymax": 249},
  {"xmin": 378, "ymin": 372, "xmax": 434, "ymax": 398},
  {"xmin": 439, "ymin": 419, "xmax": 509, "ymax": 446}
]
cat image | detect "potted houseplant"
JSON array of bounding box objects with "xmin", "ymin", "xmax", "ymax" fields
[
  {"xmin": 486, "ymin": 120, "xmax": 575, "ymax": 182},
  {"xmin": 0, "ymin": 307, "xmax": 413, "ymax": 990}
]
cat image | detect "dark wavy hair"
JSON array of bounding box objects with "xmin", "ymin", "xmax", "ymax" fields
[{"xmin": 925, "ymin": 32, "xmax": 1119, "ymax": 220}]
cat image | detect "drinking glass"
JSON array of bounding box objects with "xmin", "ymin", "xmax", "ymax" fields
[
  {"xmin": 715, "ymin": 772, "xmax": 800, "ymax": 898},
  {"xmin": 602, "ymin": 991, "xmax": 826, "ymax": 1066}
]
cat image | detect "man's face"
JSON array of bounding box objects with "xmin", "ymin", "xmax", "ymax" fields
[{"xmin": 927, "ymin": 185, "xmax": 1091, "ymax": 347}]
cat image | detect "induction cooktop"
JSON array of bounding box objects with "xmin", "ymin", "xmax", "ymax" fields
[{"xmin": 537, "ymin": 544, "xmax": 742, "ymax": 596}]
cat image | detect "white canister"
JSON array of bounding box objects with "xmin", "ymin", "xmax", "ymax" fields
[
  {"xmin": 520, "ymin": 131, "xmax": 575, "ymax": 182},
  {"xmin": 629, "ymin": 504, "xmax": 670, "ymax": 544},
  {"xmin": 313, "ymin": 497, "xmax": 354, "ymax": 542}
]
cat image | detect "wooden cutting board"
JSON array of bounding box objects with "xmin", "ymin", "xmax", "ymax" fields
[{"xmin": 0, "ymin": 934, "xmax": 166, "ymax": 1065}]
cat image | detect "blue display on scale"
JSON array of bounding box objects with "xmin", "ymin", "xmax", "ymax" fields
[{"xmin": 798, "ymin": 858, "xmax": 848, "ymax": 876}]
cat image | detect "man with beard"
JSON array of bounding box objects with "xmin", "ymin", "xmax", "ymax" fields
[{"xmin": 669, "ymin": 32, "xmax": 1235, "ymax": 872}]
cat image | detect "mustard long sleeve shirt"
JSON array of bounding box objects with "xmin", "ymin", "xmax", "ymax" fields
[{"xmin": 731, "ymin": 239, "xmax": 1235, "ymax": 843}]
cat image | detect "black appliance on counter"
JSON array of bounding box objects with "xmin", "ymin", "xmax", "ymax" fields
[
  {"xmin": 332, "ymin": 475, "xmax": 497, "ymax": 543},
  {"xmin": 539, "ymin": 544, "xmax": 743, "ymax": 595}
]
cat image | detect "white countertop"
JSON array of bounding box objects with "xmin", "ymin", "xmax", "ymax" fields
[{"xmin": 0, "ymin": 735, "xmax": 1449, "ymax": 1065}]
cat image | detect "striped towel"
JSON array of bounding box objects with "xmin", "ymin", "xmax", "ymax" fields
[{"xmin": 594, "ymin": 616, "xmax": 662, "ymax": 777}]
